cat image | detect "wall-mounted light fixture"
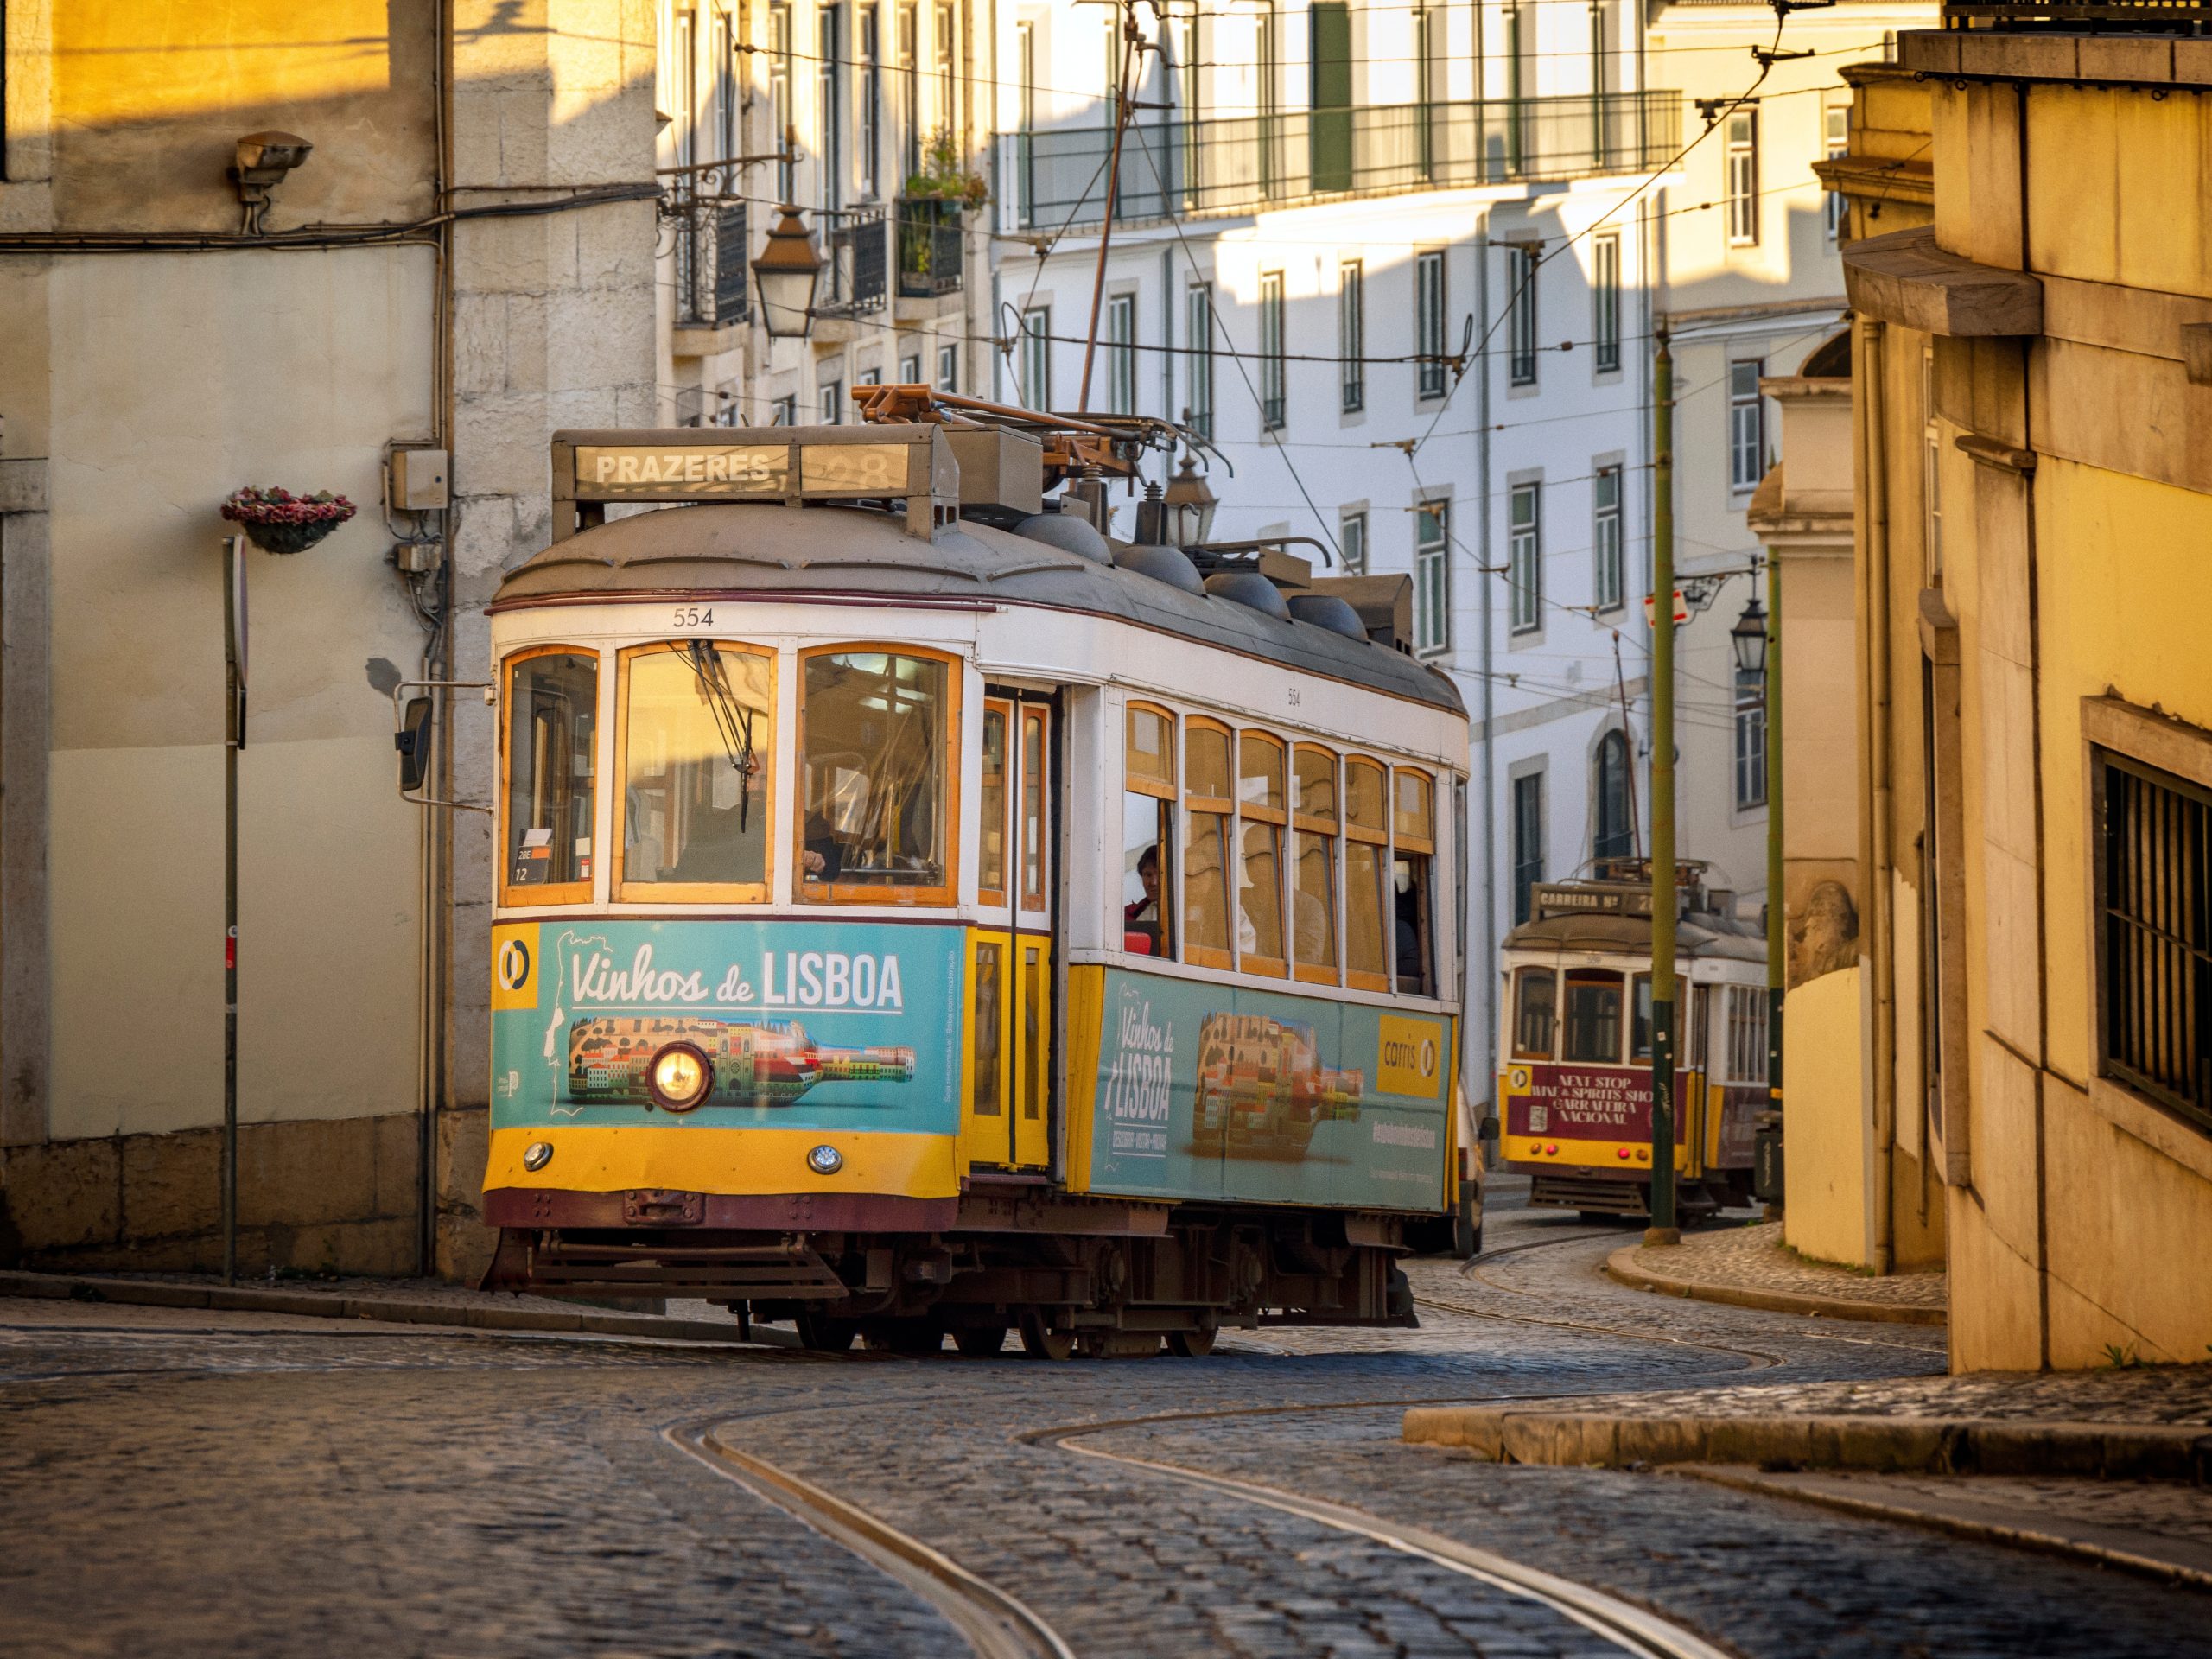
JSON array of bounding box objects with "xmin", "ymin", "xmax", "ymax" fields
[
  {"xmin": 751, "ymin": 206, "xmax": 823, "ymax": 340},
  {"xmin": 230, "ymin": 131, "xmax": 313, "ymax": 236}
]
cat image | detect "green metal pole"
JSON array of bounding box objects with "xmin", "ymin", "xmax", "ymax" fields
[
  {"xmin": 1649, "ymin": 334, "xmax": 1678, "ymax": 1244},
  {"xmin": 1766, "ymin": 560, "xmax": 1784, "ymax": 1203}
]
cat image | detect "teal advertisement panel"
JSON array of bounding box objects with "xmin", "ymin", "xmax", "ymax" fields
[
  {"xmin": 1088, "ymin": 968, "xmax": 1451, "ymax": 1213},
  {"xmin": 490, "ymin": 919, "xmax": 964, "ymax": 1135}
]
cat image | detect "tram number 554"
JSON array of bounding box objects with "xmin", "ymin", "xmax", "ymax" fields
[{"xmin": 671, "ymin": 606, "xmax": 715, "ymax": 628}]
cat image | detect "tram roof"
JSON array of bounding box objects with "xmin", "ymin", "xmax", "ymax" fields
[
  {"xmin": 1500, "ymin": 911, "xmax": 1766, "ymax": 963},
  {"xmin": 493, "ymin": 501, "xmax": 1466, "ymax": 716}
]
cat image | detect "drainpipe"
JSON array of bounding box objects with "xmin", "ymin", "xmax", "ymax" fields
[
  {"xmin": 1476, "ymin": 219, "xmax": 1498, "ymax": 1150},
  {"xmin": 1859, "ymin": 315, "xmax": 1896, "ymax": 1276}
]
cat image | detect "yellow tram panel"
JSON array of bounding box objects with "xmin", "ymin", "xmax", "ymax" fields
[{"xmin": 485, "ymin": 1124, "xmax": 959, "ymax": 1199}]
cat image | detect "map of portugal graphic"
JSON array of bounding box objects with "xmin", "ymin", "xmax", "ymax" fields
[
  {"xmin": 1189, "ymin": 1013, "xmax": 1364, "ymax": 1160},
  {"xmin": 566, "ymin": 1015, "xmax": 917, "ymax": 1107}
]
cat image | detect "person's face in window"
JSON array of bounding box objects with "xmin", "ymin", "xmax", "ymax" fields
[{"xmin": 1138, "ymin": 848, "xmax": 1160, "ymax": 909}]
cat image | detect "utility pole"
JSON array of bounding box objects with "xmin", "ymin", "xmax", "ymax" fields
[
  {"xmin": 1077, "ymin": 2, "xmax": 1141, "ymax": 411},
  {"xmin": 1647, "ymin": 334, "xmax": 1679, "ymax": 1247}
]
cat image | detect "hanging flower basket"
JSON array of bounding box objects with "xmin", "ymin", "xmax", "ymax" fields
[{"xmin": 221, "ymin": 486, "xmax": 357, "ymax": 555}]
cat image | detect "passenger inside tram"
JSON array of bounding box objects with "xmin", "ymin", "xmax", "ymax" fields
[{"xmin": 1124, "ymin": 843, "xmax": 1165, "ymax": 954}]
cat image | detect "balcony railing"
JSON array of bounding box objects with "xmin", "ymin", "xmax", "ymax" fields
[
  {"xmin": 997, "ymin": 91, "xmax": 1681, "ymax": 233},
  {"xmin": 818, "ymin": 206, "xmax": 889, "ymax": 316},
  {"xmin": 1942, "ymin": 0, "xmax": 2212, "ymax": 22},
  {"xmin": 897, "ymin": 200, "xmax": 965, "ymax": 299},
  {"xmin": 673, "ymin": 197, "xmax": 749, "ymax": 329}
]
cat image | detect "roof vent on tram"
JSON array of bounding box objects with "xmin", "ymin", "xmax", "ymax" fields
[
  {"xmin": 1013, "ymin": 509, "xmax": 1112, "ymax": 564},
  {"xmin": 1203, "ymin": 569, "xmax": 1293, "ymax": 621},
  {"xmin": 1284, "ymin": 594, "xmax": 1368, "ymax": 640},
  {"xmin": 1113, "ymin": 542, "xmax": 1206, "ymax": 594}
]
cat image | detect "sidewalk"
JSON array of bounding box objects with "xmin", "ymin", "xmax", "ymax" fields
[
  {"xmin": 1406, "ymin": 1367, "xmax": 2212, "ymax": 1591},
  {"xmin": 1606, "ymin": 1220, "xmax": 1947, "ymax": 1325},
  {"xmin": 0, "ymin": 1267, "xmax": 767, "ymax": 1344}
]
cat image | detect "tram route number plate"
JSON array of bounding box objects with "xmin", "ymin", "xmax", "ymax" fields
[{"xmin": 574, "ymin": 442, "xmax": 914, "ymax": 499}]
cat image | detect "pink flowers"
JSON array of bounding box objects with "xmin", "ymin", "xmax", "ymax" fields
[{"xmin": 221, "ymin": 486, "xmax": 357, "ymax": 527}]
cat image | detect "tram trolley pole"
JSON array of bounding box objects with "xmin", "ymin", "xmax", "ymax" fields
[{"xmin": 1647, "ymin": 336, "xmax": 1679, "ymax": 1247}]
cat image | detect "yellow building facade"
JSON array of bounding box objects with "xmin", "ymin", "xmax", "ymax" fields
[{"xmin": 1835, "ymin": 22, "xmax": 2212, "ymax": 1369}]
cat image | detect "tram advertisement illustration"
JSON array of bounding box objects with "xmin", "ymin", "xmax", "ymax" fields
[
  {"xmin": 489, "ymin": 919, "xmax": 963, "ymax": 1132},
  {"xmin": 1085, "ymin": 969, "xmax": 1451, "ymax": 1211}
]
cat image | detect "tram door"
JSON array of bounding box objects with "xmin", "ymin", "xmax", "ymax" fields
[{"xmin": 967, "ymin": 691, "xmax": 1054, "ymax": 1171}]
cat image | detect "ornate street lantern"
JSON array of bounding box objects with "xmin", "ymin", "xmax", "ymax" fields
[
  {"xmin": 751, "ymin": 206, "xmax": 823, "ymax": 340},
  {"xmin": 1732, "ymin": 594, "xmax": 1769, "ymax": 678},
  {"xmin": 1163, "ymin": 453, "xmax": 1218, "ymax": 549}
]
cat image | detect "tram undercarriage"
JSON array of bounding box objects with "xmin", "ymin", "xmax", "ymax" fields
[{"xmin": 482, "ymin": 1203, "xmax": 1424, "ymax": 1356}]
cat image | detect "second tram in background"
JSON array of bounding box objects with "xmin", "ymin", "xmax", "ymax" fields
[{"xmin": 1497, "ymin": 863, "xmax": 1768, "ymax": 1219}]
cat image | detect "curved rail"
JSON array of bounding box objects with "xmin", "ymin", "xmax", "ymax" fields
[{"xmin": 666, "ymin": 1424, "xmax": 1076, "ymax": 1659}]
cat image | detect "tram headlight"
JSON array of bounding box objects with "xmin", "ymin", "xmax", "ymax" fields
[{"xmin": 648, "ymin": 1043, "xmax": 712, "ymax": 1111}]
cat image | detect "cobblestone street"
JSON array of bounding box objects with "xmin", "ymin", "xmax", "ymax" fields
[{"xmin": 5, "ymin": 1195, "xmax": 2204, "ymax": 1658}]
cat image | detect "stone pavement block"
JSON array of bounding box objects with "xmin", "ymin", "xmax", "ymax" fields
[{"xmin": 1607, "ymin": 1223, "xmax": 1947, "ymax": 1325}]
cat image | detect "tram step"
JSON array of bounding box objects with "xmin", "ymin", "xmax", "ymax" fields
[{"xmin": 524, "ymin": 1241, "xmax": 850, "ymax": 1301}]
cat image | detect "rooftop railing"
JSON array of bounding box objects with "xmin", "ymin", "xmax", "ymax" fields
[{"xmin": 996, "ymin": 90, "xmax": 1681, "ymax": 233}]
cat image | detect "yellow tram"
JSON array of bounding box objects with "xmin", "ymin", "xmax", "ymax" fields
[
  {"xmin": 1497, "ymin": 866, "xmax": 1767, "ymax": 1218},
  {"xmin": 448, "ymin": 404, "xmax": 1473, "ymax": 1357}
]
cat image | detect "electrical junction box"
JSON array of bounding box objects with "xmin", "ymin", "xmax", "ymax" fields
[{"xmin": 389, "ymin": 446, "xmax": 449, "ymax": 511}]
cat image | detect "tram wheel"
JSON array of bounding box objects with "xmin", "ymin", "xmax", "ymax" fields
[
  {"xmin": 796, "ymin": 1313, "xmax": 860, "ymax": 1353},
  {"xmin": 1166, "ymin": 1327, "xmax": 1217, "ymax": 1357},
  {"xmin": 1018, "ymin": 1312, "xmax": 1077, "ymax": 1361},
  {"xmin": 953, "ymin": 1325, "xmax": 1009, "ymax": 1357}
]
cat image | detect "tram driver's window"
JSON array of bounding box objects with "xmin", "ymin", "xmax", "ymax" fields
[
  {"xmin": 798, "ymin": 650, "xmax": 951, "ymax": 901},
  {"xmin": 1292, "ymin": 746, "xmax": 1339, "ymax": 982},
  {"xmin": 1183, "ymin": 720, "xmax": 1234, "ymax": 969},
  {"xmin": 1393, "ymin": 769, "xmax": 1435, "ymax": 996},
  {"xmin": 1344, "ymin": 759, "xmax": 1390, "ymax": 990},
  {"xmin": 1123, "ymin": 703, "xmax": 1176, "ymax": 958},
  {"xmin": 1563, "ymin": 969, "xmax": 1625, "ymax": 1064},
  {"xmin": 1512, "ymin": 967, "xmax": 1555, "ymax": 1060},
  {"xmin": 618, "ymin": 643, "xmax": 774, "ymax": 898},
  {"xmin": 1238, "ymin": 733, "xmax": 1288, "ymax": 976},
  {"xmin": 502, "ymin": 649, "xmax": 598, "ymax": 901},
  {"xmin": 1631, "ymin": 972, "xmax": 1654, "ymax": 1063}
]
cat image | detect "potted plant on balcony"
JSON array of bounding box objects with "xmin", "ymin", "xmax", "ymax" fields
[
  {"xmin": 220, "ymin": 486, "xmax": 357, "ymax": 555},
  {"xmin": 899, "ymin": 132, "xmax": 985, "ymax": 298},
  {"xmin": 901, "ymin": 130, "xmax": 989, "ymax": 209}
]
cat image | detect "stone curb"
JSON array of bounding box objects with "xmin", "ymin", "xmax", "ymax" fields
[
  {"xmin": 1604, "ymin": 1243, "xmax": 1948, "ymax": 1325},
  {"xmin": 0, "ymin": 1268, "xmax": 753, "ymax": 1344},
  {"xmin": 1402, "ymin": 1402, "xmax": 2212, "ymax": 1482}
]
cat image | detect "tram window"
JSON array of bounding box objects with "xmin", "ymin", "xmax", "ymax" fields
[
  {"xmin": 616, "ymin": 643, "xmax": 774, "ymax": 899},
  {"xmin": 1020, "ymin": 708, "xmax": 1049, "ymax": 913},
  {"xmin": 1344, "ymin": 759, "xmax": 1389, "ymax": 989},
  {"xmin": 1393, "ymin": 768, "xmax": 1435, "ymax": 997},
  {"xmin": 1238, "ymin": 733, "xmax": 1287, "ymax": 976},
  {"xmin": 1688, "ymin": 983, "xmax": 1713, "ymax": 1071},
  {"xmin": 1630, "ymin": 972, "xmax": 1654, "ymax": 1062},
  {"xmin": 1292, "ymin": 746, "xmax": 1339, "ymax": 982},
  {"xmin": 501, "ymin": 649, "xmax": 598, "ymax": 903},
  {"xmin": 971, "ymin": 941, "xmax": 1005, "ymax": 1116},
  {"xmin": 1183, "ymin": 719, "xmax": 1233, "ymax": 969},
  {"xmin": 1512, "ymin": 967, "xmax": 1555, "ymax": 1060},
  {"xmin": 798, "ymin": 649, "xmax": 953, "ymax": 903},
  {"xmin": 1124, "ymin": 703, "xmax": 1176, "ymax": 958},
  {"xmin": 1726, "ymin": 985, "xmax": 1767, "ymax": 1084},
  {"xmin": 1563, "ymin": 969, "xmax": 1625, "ymax": 1065},
  {"xmin": 979, "ymin": 703, "xmax": 1009, "ymax": 906}
]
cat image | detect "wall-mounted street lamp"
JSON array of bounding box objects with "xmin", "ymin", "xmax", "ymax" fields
[
  {"xmin": 230, "ymin": 131, "xmax": 313, "ymax": 236},
  {"xmin": 751, "ymin": 206, "xmax": 824, "ymax": 340},
  {"xmin": 1163, "ymin": 453, "xmax": 1219, "ymax": 549},
  {"xmin": 1732, "ymin": 594, "xmax": 1769, "ymax": 678}
]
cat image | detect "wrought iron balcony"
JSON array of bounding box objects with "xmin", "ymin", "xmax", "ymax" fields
[
  {"xmin": 671, "ymin": 195, "xmax": 749, "ymax": 330},
  {"xmin": 897, "ymin": 200, "xmax": 965, "ymax": 299},
  {"xmin": 997, "ymin": 91, "xmax": 1681, "ymax": 233},
  {"xmin": 817, "ymin": 205, "xmax": 890, "ymax": 316}
]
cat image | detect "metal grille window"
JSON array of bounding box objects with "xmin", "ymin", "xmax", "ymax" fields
[
  {"xmin": 1414, "ymin": 499, "xmax": 1449, "ymax": 655},
  {"xmin": 1725, "ymin": 985, "xmax": 1768, "ymax": 1084},
  {"xmin": 1729, "ymin": 359, "xmax": 1765, "ymax": 492},
  {"xmin": 1187, "ymin": 283, "xmax": 1216, "ymax": 437},
  {"xmin": 1511, "ymin": 771, "xmax": 1545, "ymax": 925},
  {"xmin": 1107, "ymin": 294, "xmax": 1138, "ymax": 416},
  {"xmin": 1734, "ymin": 666, "xmax": 1767, "ymax": 808},
  {"xmin": 1508, "ymin": 481, "xmax": 1541, "ymax": 634},
  {"xmin": 1020, "ymin": 307, "xmax": 1051, "ymax": 408},
  {"xmin": 1592, "ymin": 463, "xmax": 1624, "ymax": 612},
  {"xmin": 1416, "ymin": 251, "xmax": 1447, "ymax": 399},
  {"xmin": 1508, "ymin": 245, "xmax": 1539, "ymax": 386},
  {"xmin": 2097, "ymin": 753, "xmax": 2212, "ymax": 1128},
  {"xmin": 1726, "ymin": 111, "xmax": 1759, "ymax": 246},
  {"xmin": 1592, "ymin": 232, "xmax": 1620, "ymax": 374},
  {"xmin": 1340, "ymin": 508, "xmax": 1368, "ymax": 575},
  {"xmin": 1260, "ymin": 270, "xmax": 1287, "ymax": 431},
  {"xmin": 1340, "ymin": 260, "xmax": 1365, "ymax": 414}
]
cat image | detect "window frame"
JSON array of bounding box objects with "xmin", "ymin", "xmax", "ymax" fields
[
  {"xmin": 1259, "ymin": 270, "xmax": 1287, "ymax": 431},
  {"xmin": 1181, "ymin": 715, "xmax": 1236, "ymax": 971},
  {"xmin": 1186, "ymin": 281, "xmax": 1216, "ymax": 437},
  {"xmin": 1391, "ymin": 765, "xmax": 1436, "ymax": 998},
  {"xmin": 793, "ymin": 641, "xmax": 963, "ymax": 908},
  {"xmin": 1562, "ymin": 967, "xmax": 1628, "ymax": 1065},
  {"xmin": 1291, "ymin": 742, "xmax": 1344, "ymax": 987},
  {"xmin": 1020, "ymin": 306, "xmax": 1052, "ymax": 409},
  {"xmin": 1342, "ymin": 753, "xmax": 1392, "ymax": 994},
  {"xmin": 611, "ymin": 639, "xmax": 779, "ymax": 905},
  {"xmin": 1415, "ymin": 249, "xmax": 1448, "ymax": 400},
  {"xmin": 1018, "ymin": 702, "xmax": 1052, "ymax": 917},
  {"xmin": 1592, "ymin": 232, "xmax": 1621, "ymax": 374},
  {"xmin": 1339, "ymin": 258, "xmax": 1365, "ymax": 413},
  {"xmin": 1123, "ymin": 701, "xmax": 1179, "ymax": 959},
  {"xmin": 1507, "ymin": 243, "xmax": 1539, "ymax": 386},
  {"xmin": 1236, "ymin": 728, "xmax": 1290, "ymax": 978},
  {"xmin": 1414, "ymin": 497, "xmax": 1450, "ymax": 657},
  {"xmin": 1592, "ymin": 462, "xmax": 1624, "ymax": 613},
  {"xmin": 979, "ymin": 696, "xmax": 1013, "ymax": 909},
  {"xmin": 1107, "ymin": 291, "xmax": 1139, "ymax": 417},
  {"xmin": 1728, "ymin": 359, "xmax": 1766, "ymax": 493},
  {"xmin": 498, "ymin": 644, "xmax": 603, "ymax": 909},
  {"xmin": 1508, "ymin": 480, "xmax": 1541, "ymax": 634},
  {"xmin": 1725, "ymin": 109, "xmax": 1760, "ymax": 247},
  {"xmin": 1511, "ymin": 964, "xmax": 1557, "ymax": 1061}
]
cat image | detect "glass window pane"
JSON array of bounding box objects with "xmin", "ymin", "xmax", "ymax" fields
[
  {"xmin": 1345, "ymin": 760, "xmax": 1386, "ymax": 835},
  {"xmin": 1513, "ymin": 968, "xmax": 1554, "ymax": 1060},
  {"xmin": 1394, "ymin": 769, "xmax": 1433, "ymax": 844},
  {"xmin": 1563, "ymin": 970, "xmax": 1624, "ymax": 1063},
  {"xmin": 1631, "ymin": 972, "xmax": 1653, "ymax": 1062},
  {"xmin": 505, "ymin": 652, "xmax": 598, "ymax": 891},
  {"xmin": 972, "ymin": 942, "xmax": 1003, "ymax": 1116},
  {"xmin": 620, "ymin": 645, "xmax": 772, "ymax": 890},
  {"xmin": 1020, "ymin": 709, "xmax": 1046, "ymax": 907},
  {"xmin": 1345, "ymin": 842, "xmax": 1387, "ymax": 977},
  {"xmin": 1239, "ymin": 733, "xmax": 1284, "ymax": 812},
  {"xmin": 1395, "ymin": 853, "xmax": 1432, "ymax": 994},
  {"xmin": 1123, "ymin": 793, "xmax": 1173, "ymax": 957},
  {"xmin": 799, "ymin": 651, "xmax": 947, "ymax": 892},
  {"xmin": 1294, "ymin": 748, "xmax": 1338, "ymax": 823},
  {"xmin": 980, "ymin": 706, "xmax": 1007, "ymax": 896},
  {"xmin": 1185, "ymin": 810, "xmax": 1230, "ymax": 956},
  {"xmin": 1187, "ymin": 723, "xmax": 1230, "ymax": 801},
  {"xmin": 1239, "ymin": 820, "xmax": 1284, "ymax": 963},
  {"xmin": 1293, "ymin": 830, "xmax": 1337, "ymax": 972},
  {"xmin": 1127, "ymin": 704, "xmax": 1173, "ymax": 790}
]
